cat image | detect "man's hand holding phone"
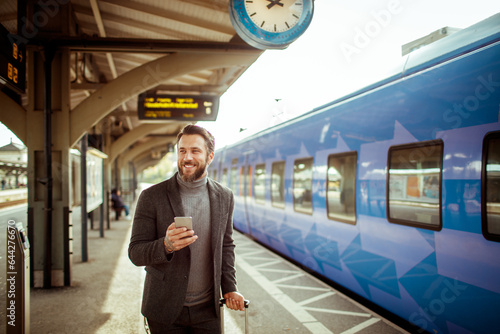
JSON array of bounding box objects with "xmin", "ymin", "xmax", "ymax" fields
[{"xmin": 164, "ymin": 217, "xmax": 197, "ymax": 253}]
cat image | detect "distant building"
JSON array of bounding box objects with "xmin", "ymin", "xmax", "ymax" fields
[
  {"xmin": 0, "ymin": 140, "xmax": 27, "ymax": 162},
  {"xmin": 0, "ymin": 140, "xmax": 28, "ymax": 189},
  {"xmin": 402, "ymin": 27, "xmax": 461, "ymax": 56}
]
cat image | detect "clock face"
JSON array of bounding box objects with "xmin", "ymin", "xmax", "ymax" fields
[
  {"xmin": 229, "ymin": 0, "xmax": 314, "ymax": 50},
  {"xmin": 245, "ymin": 0, "xmax": 304, "ymax": 33}
]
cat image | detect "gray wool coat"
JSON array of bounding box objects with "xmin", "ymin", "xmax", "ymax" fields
[{"xmin": 128, "ymin": 173, "xmax": 237, "ymax": 325}]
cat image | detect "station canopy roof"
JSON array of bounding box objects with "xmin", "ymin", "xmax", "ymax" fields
[{"xmin": 0, "ymin": 0, "xmax": 263, "ymax": 171}]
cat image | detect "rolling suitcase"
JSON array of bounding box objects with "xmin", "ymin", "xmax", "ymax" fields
[{"xmin": 219, "ymin": 298, "xmax": 250, "ymax": 334}]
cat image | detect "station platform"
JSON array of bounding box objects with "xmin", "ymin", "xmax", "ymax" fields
[
  {"xmin": 26, "ymin": 201, "xmax": 412, "ymax": 334},
  {"xmin": 0, "ymin": 188, "xmax": 27, "ymax": 208}
]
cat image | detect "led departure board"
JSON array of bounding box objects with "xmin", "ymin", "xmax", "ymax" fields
[
  {"xmin": 0, "ymin": 24, "xmax": 25, "ymax": 93},
  {"xmin": 138, "ymin": 94, "xmax": 219, "ymax": 121}
]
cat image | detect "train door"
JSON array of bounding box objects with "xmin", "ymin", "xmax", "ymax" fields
[
  {"xmin": 241, "ymin": 150, "xmax": 259, "ymax": 236},
  {"xmin": 241, "ymin": 160, "xmax": 252, "ymax": 235}
]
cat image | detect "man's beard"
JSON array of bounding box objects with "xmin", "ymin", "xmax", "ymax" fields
[{"xmin": 178, "ymin": 160, "xmax": 207, "ymax": 182}]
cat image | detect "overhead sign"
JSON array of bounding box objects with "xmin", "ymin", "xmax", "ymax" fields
[
  {"xmin": 0, "ymin": 24, "xmax": 26, "ymax": 94},
  {"xmin": 138, "ymin": 94, "xmax": 219, "ymax": 121}
]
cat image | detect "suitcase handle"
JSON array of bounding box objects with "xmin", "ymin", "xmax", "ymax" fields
[
  {"xmin": 219, "ymin": 298, "xmax": 250, "ymax": 308},
  {"xmin": 220, "ymin": 298, "xmax": 250, "ymax": 333}
]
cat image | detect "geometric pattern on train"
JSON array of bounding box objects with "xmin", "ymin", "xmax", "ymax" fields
[
  {"xmin": 340, "ymin": 234, "xmax": 400, "ymax": 299},
  {"xmin": 399, "ymin": 252, "xmax": 500, "ymax": 334},
  {"xmin": 280, "ymin": 224, "xmax": 308, "ymax": 258},
  {"xmin": 261, "ymin": 213, "xmax": 285, "ymax": 249},
  {"xmin": 304, "ymin": 224, "xmax": 341, "ymax": 272},
  {"xmin": 302, "ymin": 223, "xmax": 400, "ymax": 298}
]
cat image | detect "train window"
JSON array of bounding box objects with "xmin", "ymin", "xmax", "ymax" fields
[
  {"xmin": 387, "ymin": 140, "xmax": 443, "ymax": 230},
  {"xmin": 327, "ymin": 152, "xmax": 357, "ymax": 224},
  {"xmin": 254, "ymin": 164, "xmax": 266, "ymax": 204},
  {"xmin": 293, "ymin": 158, "xmax": 313, "ymax": 214},
  {"xmin": 230, "ymin": 167, "xmax": 238, "ymax": 193},
  {"xmin": 483, "ymin": 132, "xmax": 500, "ymax": 241},
  {"xmin": 248, "ymin": 165, "xmax": 253, "ymax": 197},
  {"xmin": 222, "ymin": 168, "xmax": 228, "ymax": 187},
  {"xmin": 271, "ymin": 161, "xmax": 286, "ymax": 208},
  {"xmin": 239, "ymin": 167, "xmax": 244, "ymax": 196}
]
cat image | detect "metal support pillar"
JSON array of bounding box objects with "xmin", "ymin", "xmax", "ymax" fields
[
  {"xmin": 80, "ymin": 134, "xmax": 88, "ymax": 262},
  {"xmin": 43, "ymin": 47, "xmax": 55, "ymax": 289},
  {"xmin": 100, "ymin": 160, "xmax": 105, "ymax": 237}
]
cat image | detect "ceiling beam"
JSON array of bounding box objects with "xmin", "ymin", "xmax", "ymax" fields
[
  {"xmin": 71, "ymin": 83, "xmax": 226, "ymax": 95},
  {"xmin": 89, "ymin": 0, "xmax": 126, "ymax": 112},
  {"xmin": 117, "ymin": 136, "xmax": 174, "ymax": 169},
  {"xmin": 72, "ymin": 4, "xmax": 204, "ymax": 40},
  {"xmin": 100, "ymin": 0, "xmax": 234, "ymax": 36},
  {"xmin": 109, "ymin": 123, "xmax": 179, "ymax": 164},
  {"xmin": 28, "ymin": 36, "xmax": 259, "ymax": 54}
]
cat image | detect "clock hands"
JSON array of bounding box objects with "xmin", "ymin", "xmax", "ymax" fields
[
  {"xmin": 231, "ymin": 0, "xmax": 313, "ymax": 48},
  {"xmin": 266, "ymin": 0, "xmax": 284, "ymax": 9}
]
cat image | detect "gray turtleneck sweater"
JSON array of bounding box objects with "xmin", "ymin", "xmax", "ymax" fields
[{"xmin": 176, "ymin": 173, "xmax": 213, "ymax": 306}]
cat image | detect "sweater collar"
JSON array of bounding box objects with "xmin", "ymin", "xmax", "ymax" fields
[{"xmin": 176, "ymin": 172, "xmax": 208, "ymax": 189}]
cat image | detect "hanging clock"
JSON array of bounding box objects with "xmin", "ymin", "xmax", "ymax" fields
[{"xmin": 229, "ymin": 0, "xmax": 314, "ymax": 50}]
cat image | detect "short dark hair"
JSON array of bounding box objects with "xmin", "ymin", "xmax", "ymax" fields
[{"xmin": 176, "ymin": 124, "xmax": 215, "ymax": 154}]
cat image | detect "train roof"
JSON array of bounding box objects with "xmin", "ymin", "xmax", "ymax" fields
[{"xmin": 222, "ymin": 12, "xmax": 500, "ymax": 150}]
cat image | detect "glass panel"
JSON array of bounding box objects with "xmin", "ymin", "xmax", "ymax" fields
[
  {"xmin": 230, "ymin": 167, "xmax": 238, "ymax": 193},
  {"xmin": 222, "ymin": 168, "xmax": 228, "ymax": 187},
  {"xmin": 327, "ymin": 153, "xmax": 356, "ymax": 224},
  {"xmin": 293, "ymin": 158, "xmax": 313, "ymax": 214},
  {"xmin": 248, "ymin": 165, "xmax": 253, "ymax": 197},
  {"xmin": 485, "ymin": 136, "xmax": 500, "ymax": 237},
  {"xmin": 271, "ymin": 161, "xmax": 285, "ymax": 208},
  {"xmin": 254, "ymin": 164, "xmax": 266, "ymax": 203},
  {"xmin": 388, "ymin": 141, "xmax": 443, "ymax": 228},
  {"xmin": 239, "ymin": 167, "xmax": 244, "ymax": 196}
]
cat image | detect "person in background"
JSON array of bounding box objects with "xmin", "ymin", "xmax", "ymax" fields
[
  {"xmin": 111, "ymin": 188, "xmax": 130, "ymax": 219},
  {"xmin": 128, "ymin": 124, "xmax": 245, "ymax": 333}
]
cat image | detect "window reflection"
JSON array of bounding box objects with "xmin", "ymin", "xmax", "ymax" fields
[
  {"xmin": 230, "ymin": 167, "xmax": 238, "ymax": 193},
  {"xmin": 293, "ymin": 158, "xmax": 313, "ymax": 214},
  {"xmin": 222, "ymin": 168, "xmax": 228, "ymax": 187},
  {"xmin": 271, "ymin": 161, "xmax": 285, "ymax": 208},
  {"xmin": 247, "ymin": 165, "xmax": 253, "ymax": 197},
  {"xmin": 388, "ymin": 141, "xmax": 443, "ymax": 228},
  {"xmin": 254, "ymin": 164, "xmax": 266, "ymax": 204},
  {"xmin": 327, "ymin": 152, "xmax": 356, "ymax": 224},
  {"xmin": 485, "ymin": 135, "xmax": 500, "ymax": 237}
]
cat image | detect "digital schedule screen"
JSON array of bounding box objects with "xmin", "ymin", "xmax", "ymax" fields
[
  {"xmin": 138, "ymin": 93, "xmax": 219, "ymax": 121},
  {"xmin": 0, "ymin": 24, "xmax": 25, "ymax": 94}
]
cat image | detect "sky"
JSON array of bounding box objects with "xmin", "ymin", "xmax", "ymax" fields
[
  {"xmin": 199, "ymin": 0, "xmax": 500, "ymax": 149},
  {"xmin": 1, "ymin": 0, "xmax": 500, "ymax": 149}
]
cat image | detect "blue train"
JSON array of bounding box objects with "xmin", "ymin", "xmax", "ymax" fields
[{"xmin": 209, "ymin": 14, "xmax": 500, "ymax": 334}]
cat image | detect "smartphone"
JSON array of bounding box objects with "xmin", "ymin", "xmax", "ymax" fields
[{"xmin": 174, "ymin": 216, "xmax": 193, "ymax": 230}]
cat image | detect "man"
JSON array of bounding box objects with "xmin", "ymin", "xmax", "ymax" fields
[
  {"xmin": 129, "ymin": 124, "xmax": 245, "ymax": 333},
  {"xmin": 111, "ymin": 188, "xmax": 130, "ymax": 219}
]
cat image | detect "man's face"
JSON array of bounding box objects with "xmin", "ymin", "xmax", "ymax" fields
[{"xmin": 177, "ymin": 134, "xmax": 214, "ymax": 182}]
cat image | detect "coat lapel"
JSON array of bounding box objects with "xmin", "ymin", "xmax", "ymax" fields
[
  {"xmin": 165, "ymin": 173, "xmax": 185, "ymax": 218},
  {"xmin": 208, "ymin": 179, "xmax": 222, "ymax": 254}
]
